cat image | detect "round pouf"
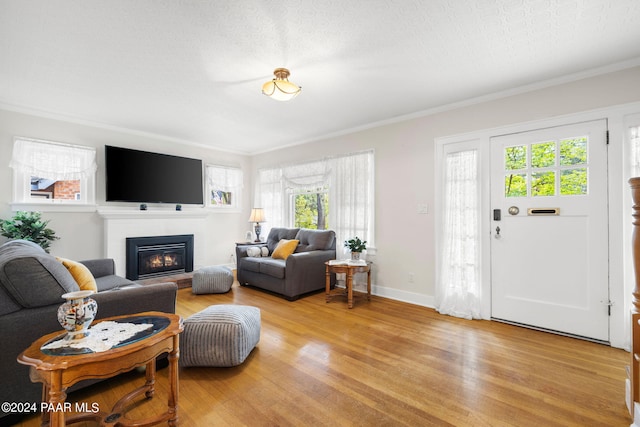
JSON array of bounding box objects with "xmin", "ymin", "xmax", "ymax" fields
[
  {"xmin": 192, "ymin": 266, "xmax": 234, "ymax": 294},
  {"xmin": 180, "ymin": 304, "xmax": 261, "ymax": 367}
]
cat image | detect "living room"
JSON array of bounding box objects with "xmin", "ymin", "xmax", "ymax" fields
[{"xmin": 2, "ymin": 1, "xmax": 640, "ymax": 425}]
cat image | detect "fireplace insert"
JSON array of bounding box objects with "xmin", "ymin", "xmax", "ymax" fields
[{"xmin": 126, "ymin": 234, "xmax": 194, "ymax": 280}]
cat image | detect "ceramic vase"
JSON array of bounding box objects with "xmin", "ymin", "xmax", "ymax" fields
[
  {"xmin": 351, "ymin": 251, "xmax": 361, "ymax": 260},
  {"xmin": 57, "ymin": 290, "xmax": 98, "ymax": 340}
]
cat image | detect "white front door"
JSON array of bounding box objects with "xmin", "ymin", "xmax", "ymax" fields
[{"xmin": 490, "ymin": 119, "xmax": 609, "ymax": 341}]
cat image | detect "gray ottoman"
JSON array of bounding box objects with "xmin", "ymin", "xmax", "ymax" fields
[
  {"xmin": 192, "ymin": 265, "xmax": 234, "ymax": 294},
  {"xmin": 181, "ymin": 304, "xmax": 261, "ymax": 367}
]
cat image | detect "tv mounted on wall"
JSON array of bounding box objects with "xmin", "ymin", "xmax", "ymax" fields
[{"xmin": 105, "ymin": 145, "xmax": 204, "ymax": 205}]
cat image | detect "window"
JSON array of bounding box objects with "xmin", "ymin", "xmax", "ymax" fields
[
  {"xmin": 503, "ymin": 135, "xmax": 589, "ymax": 198},
  {"xmin": 205, "ymin": 165, "xmax": 243, "ymax": 210},
  {"xmin": 9, "ymin": 137, "xmax": 97, "ymax": 208},
  {"xmin": 291, "ymin": 187, "xmax": 329, "ymax": 229},
  {"xmin": 256, "ymin": 151, "xmax": 374, "ymax": 250}
]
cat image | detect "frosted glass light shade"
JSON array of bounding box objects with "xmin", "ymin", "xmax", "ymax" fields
[{"xmin": 262, "ymin": 68, "xmax": 301, "ymax": 101}]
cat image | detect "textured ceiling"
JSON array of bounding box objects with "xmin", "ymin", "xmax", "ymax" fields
[{"xmin": 1, "ymin": 0, "xmax": 640, "ymax": 154}]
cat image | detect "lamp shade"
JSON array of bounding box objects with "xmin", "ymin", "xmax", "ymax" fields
[
  {"xmin": 262, "ymin": 68, "xmax": 301, "ymax": 101},
  {"xmin": 248, "ymin": 208, "xmax": 266, "ymax": 223}
]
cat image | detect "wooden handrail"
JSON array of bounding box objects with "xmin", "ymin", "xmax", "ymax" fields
[{"xmin": 629, "ymin": 177, "xmax": 640, "ymax": 416}]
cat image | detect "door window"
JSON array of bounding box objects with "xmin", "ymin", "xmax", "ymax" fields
[{"xmin": 504, "ymin": 135, "xmax": 589, "ymax": 197}]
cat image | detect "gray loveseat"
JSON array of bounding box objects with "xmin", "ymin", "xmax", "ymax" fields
[
  {"xmin": 236, "ymin": 228, "xmax": 337, "ymax": 300},
  {"xmin": 0, "ymin": 239, "xmax": 178, "ymax": 423}
]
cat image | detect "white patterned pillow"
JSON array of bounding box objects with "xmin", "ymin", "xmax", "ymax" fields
[
  {"xmin": 246, "ymin": 247, "xmax": 262, "ymax": 257},
  {"xmin": 261, "ymin": 247, "xmax": 269, "ymax": 257}
]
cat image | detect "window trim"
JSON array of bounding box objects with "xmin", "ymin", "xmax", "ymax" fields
[
  {"xmin": 10, "ymin": 137, "xmax": 97, "ymax": 211},
  {"xmin": 205, "ymin": 164, "xmax": 243, "ymax": 212}
]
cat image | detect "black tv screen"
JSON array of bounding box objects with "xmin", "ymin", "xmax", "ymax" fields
[{"xmin": 105, "ymin": 145, "xmax": 204, "ymax": 205}]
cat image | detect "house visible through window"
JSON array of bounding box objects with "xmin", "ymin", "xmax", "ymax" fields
[
  {"xmin": 10, "ymin": 137, "xmax": 97, "ymax": 207},
  {"xmin": 30, "ymin": 177, "xmax": 81, "ymax": 200}
]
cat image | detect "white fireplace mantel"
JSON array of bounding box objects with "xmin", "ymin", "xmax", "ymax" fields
[
  {"xmin": 97, "ymin": 207, "xmax": 209, "ymax": 220},
  {"xmin": 98, "ymin": 207, "xmax": 209, "ymax": 277}
]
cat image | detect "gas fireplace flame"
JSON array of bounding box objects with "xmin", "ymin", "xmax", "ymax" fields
[{"xmin": 148, "ymin": 253, "xmax": 179, "ymax": 269}]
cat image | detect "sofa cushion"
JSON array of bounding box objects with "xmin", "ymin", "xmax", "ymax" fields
[
  {"xmin": 259, "ymin": 258, "xmax": 287, "ymax": 279},
  {"xmin": 0, "ymin": 240, "xmax": 80, "ymax": 309},
  {"xmin": 57, "ymin": 257, "xmax": 98, "ymax": 292},
  {"xmin": 0, "ymin": 281, "xmax": 19, "ymax": 316},
  {"xmin": 96, "ymin": 275, "xmax": 139, "ymax": 292},
  {"xmin": 272, "ymin": 239, "xmax": 299, "ymax": 260},
  {"xmin": 240, "ymin": 257, "xmax": 262, "ymax": 273},
  {"xmin": 295, "ymin": 229, "xmax": 336, "ymax": 252},
  {"xmin": 266, "ymin": 228, "xmax": 300, "ymax": 253}
]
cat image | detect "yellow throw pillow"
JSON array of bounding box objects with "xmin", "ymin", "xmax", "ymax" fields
[
  {"xmin": 56, "ymin": 257, "xmax": 98, "ymax": 292},
  {"xmin": 271, "ymin": 239, "xmax": 299, "ymax": 260}
]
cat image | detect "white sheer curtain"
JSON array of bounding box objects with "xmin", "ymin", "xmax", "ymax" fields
[
  {"xmin": 206, "ymin": 165, "xmax": 243, "ymax": 191},
  {"xmin": 9, "ymin": 137, "xmax": 96, "ymax": 180},
  {"xmin": 631, "ymin": 126, "xmax": 640, "ymax": 177},
  {"xmin": 330, "ymin": 151, "xmax": 375, "ymax": 256},
  {"xmin": 205, "ymin": 165, "xmax": 243, "ymax": 208},
  {"xmin": 282, "ymin": 160, "xmax": 331, "ymax": 191},
  {"xmin": 255, "ymin": 168, "xmax": 285, "ymax": 238},
  {"xmin": 255, "ymin": 150, "xmax": 374, "ymax": 249},
  {"xmin": 436, "ymin": 149, "xmax": 481, "ymax": 320}
]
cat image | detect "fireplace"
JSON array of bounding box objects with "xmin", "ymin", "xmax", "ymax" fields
[{"xmin": 126, "ymin": 234, "xmax": 194, "ymax": 280}]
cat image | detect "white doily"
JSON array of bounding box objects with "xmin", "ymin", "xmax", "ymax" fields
[{"xmin": 41, "ymin": 321, "xmax": 153, "ymax": 353}]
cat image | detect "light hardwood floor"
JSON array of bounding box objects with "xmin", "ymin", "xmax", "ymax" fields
[{"xmin": 16, "ymin": 283, "xmax": 631, "ymax": 426}]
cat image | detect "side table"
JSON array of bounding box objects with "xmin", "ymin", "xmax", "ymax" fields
[
  {"xmin": 17, "ymin": 311, "xmax": 183, "ymax": 427},
  {"xmin": 325, "ymin": 261, "xmax": 372, "ymax": 309}
]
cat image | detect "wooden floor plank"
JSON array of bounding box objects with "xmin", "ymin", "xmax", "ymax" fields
[{"xmin": 15, "ymin": 282, "xmax": 630, "ymax": 426}]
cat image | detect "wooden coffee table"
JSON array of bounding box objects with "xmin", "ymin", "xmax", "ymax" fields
[
  {"xmin": 325, "ymin": 261, "xmax": 372, "ymax": 308},
  {"xmin": 17, "ymin": 311, "xmax": 183, "ymax": 427}
]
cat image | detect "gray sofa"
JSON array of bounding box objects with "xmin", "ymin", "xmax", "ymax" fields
[
  {"xmin": 236, "ymin": 228, "xmax": 337, "ymax": 300},
  {"xmin": 0, "ymin": 239, "xmax": 178, "ymax": 423}
]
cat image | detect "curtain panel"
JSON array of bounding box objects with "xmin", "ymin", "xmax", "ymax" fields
[
  {"xmin": 436, "ymin": 149, "xmax": 481, "ymax": 320},
  {"xmin": 255, "ymin": 150, "xmax": 374, "ymax": 250},
  {"xmin": 206, "ymin": 165, "xmax": 243, "ymax": 191},
  {"xmin": 9, "ymin": 138, "xmax": 97, "ymax": 180},
  {"xmin": 631, "ymin": 126, "xmax": 640, "ymax": 177}
]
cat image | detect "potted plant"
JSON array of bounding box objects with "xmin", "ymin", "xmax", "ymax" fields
[
  {"xmin": 0, "ymin": 211, "xmax": 59, "ymax": 253},
  {"xmin": 344, "ymin": 236, "xmax": 367, "ymax": 260}
]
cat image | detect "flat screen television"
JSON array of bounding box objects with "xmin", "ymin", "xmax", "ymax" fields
[{"xmin": 105, "ymin": 145, "xmax": 204, "ymax": 205}]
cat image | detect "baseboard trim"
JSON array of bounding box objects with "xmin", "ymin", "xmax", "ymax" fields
[{"xmin": 371, "ymin": 284, "xmax": 435, "ymax": 309}]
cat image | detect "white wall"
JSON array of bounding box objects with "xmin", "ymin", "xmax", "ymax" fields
[
  {"xmin": 0, "ymin": 109, "xmax": 250, "ymax": 271},
  {"xmin": 251, "ymin": 66, "xmax": 640, "ymax": 307},
  {"xmin": 1, "ymin": 66, "xmax": 639, "ymax": 309}
]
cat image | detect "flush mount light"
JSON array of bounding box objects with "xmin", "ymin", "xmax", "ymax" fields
[{"xmin": 261, "ymin": 68, "xmax": 301, "ymax": 101}]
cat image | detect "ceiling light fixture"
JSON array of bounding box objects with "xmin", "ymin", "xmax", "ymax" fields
[{"xmin": 261, "ymin": 68, "xmax": 301, "ymax": 101}]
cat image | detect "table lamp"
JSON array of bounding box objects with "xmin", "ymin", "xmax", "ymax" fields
[{"xmin": 248, "ymin": 208, "xmax": 266, "ymax": 242}]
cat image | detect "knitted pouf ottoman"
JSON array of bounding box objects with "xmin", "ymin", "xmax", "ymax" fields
[
  {"xmin": 191, "ymin": 265, "xmax": 234, "ymax": 294},
  {"xmin": 181, "ymin": 304, "xmax": 261, "ymax": 367}
]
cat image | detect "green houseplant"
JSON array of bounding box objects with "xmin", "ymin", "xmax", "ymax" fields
[
  {"xmin": 344, "ymin": 237, "xmax": 367, "ymax": 260},
  {"xmin": 0, "ymin": 211, "xmax": 59, "ymax": 253}
]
